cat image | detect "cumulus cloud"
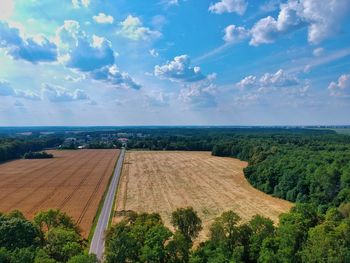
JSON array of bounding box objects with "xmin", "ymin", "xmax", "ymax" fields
[
  {"xmin": 0, "ymin": 21, "xmax": 57, "ymax": 63},
  {"xmin": 56, "ymin": 20, "xmax": 140, "ymax": 89},
  {"xmin": 236, "ymin": 69, "xmax": 299, "ymax": 89},
  {"xmin": 118, "ymin": 15, "xmax": 161, "ymax": 41},
  {"xmin": 0, "ymin": 80, "xmax": 40, "ymax": 100},
  {"xmin": 57, "ymin": 21, "xmax": 114, "ymax": 72},
  {"xmin": 90, "ymin": 65, "xmax": 141, "ymax": 90},
  {"xmin": 93, "ymin": 13, "xmax": 114, "ymax": 24},
  {"xmin": 328, "ymin": 73, "xmax": 350, "ymax": 97},
  {"xmin": 236, "ymin": 75, "xmax": 257, "ymax": 89},
  {"xmin": 249, "ymin": 0, "xmax": 350, "ymax": 46},
  {"xmin": 223, "ymin": 25, "xmax": 250, "ymax": 42},
  {"xmin": 72, "ymin": 0, "xmax": 90, "ymax": 8},
  {"xmin": 209, "ymin": 0, "xmax": 248, "ymax": 15},
  {"xmin": 154, "ymin": 55, "xmax": 206, "ymax": 82},
  {"xmin": 179, "ymin": 74, "xmax": 218, "ymax": 108},
  {"xmin": 260, "ymin": 69, "xmax": 299, "ymax": 87},
  {"xmin": 41, "ymin": 83, "xmax": 89, "ymax": 102}
]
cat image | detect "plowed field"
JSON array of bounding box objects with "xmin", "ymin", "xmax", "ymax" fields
[
  {"xmin": 114, "ymin": 151, "xmax": 292, "ymax": 241},
  {"xmin": 0, "ymin": 149, "xmax": 120, "ymax": 237}
]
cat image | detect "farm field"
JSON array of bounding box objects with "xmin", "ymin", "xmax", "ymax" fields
[
  {"xmin": 0, "ymin": 149, "xmax": 120, "ymax": 238},
  {"xmin": 114, "ymin": 151, "xmax": 292, "ymax": 241}
]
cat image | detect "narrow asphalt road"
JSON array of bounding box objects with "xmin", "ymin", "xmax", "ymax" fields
[{"xmin": 89, "ymin": 148, "xmax": 125, "ymax": 261}]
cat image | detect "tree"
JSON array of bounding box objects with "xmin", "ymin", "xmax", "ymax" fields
[
  {"xmin": 34, "ymin": 209, "xmax": 79, "ymax": 234},
  {"xmin": 209, "ymin": 211, "xmax": 241, "ymax": 256},
  {"xmin": 166, "ymin": 231, "xmax": 191, "ymax": 263},
  {"xmin": 10, "ymin": 247, "xmax": 36, "ymax": 263},
  {"xmin": 105, "ymin": 222, "xmax": 139, "ymax": 263},
  {"xmin": 248, "ymin": 215, "xmax": 275, "ymax": 262},
  {"xmin": 67, "ymin": 254, "xmax": 99, "ymax": 263},
  {"xmin": 44, "ymin": 227, "xmax": 84, "ymax": 262},
  {"xmin": 0, "ymin": 215, "xmax": 39, "ymax": 250},
  {"xmin": 140, "ymin": 225, "xmax": 172, "ymax": 262},
  {"xmin": 171, "ymin": 207, "xmax": 202, "ymax": 242},
  {"xmin": 301, "ymin": 208, "xmax": 350, "ymax": 262}
]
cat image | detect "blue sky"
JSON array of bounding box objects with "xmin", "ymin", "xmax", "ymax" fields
[{"xmin": 0, "ymin": 0, "xmax": 349, "ymax": 126}]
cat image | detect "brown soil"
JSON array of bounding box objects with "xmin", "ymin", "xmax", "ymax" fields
[{"xmin": 0, "ymin": 149, "xmax": 120, "ymax": 238}]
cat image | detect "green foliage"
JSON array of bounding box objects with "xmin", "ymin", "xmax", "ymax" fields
[
  {"xmin": 105, "ymin": 212, "xmax": 172, "ymax": 263},
  {"xmin": 171, "ymin": 207, "xmax": 202, "ymax": 243},
  {"xmin": 44, "ymin": 228, "xmax": 84, "ymax": 262},
  {"xmin": 67, "ymin": 254, "xmax": 98, "ymax": 263},
  {"xmin": 0, "ymin": 210, "xmax": 91, "ymax": 263},
  {"xmin": 24, "ymin": 151, "xmax": 54, "ymax": 159},
  {"xmin": 0, "ymin": 213, "xmax": 39, "ymax": 250},
  {"xmin": 34, "ymin": 209, "xmax": 80, "ymax": 234},
  {"xmin": 0, "ymin": 136, "xmax": 62, "ymax": 163}
]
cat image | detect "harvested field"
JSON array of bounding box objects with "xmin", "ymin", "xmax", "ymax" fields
[
  {"xmin": 0, "ymin": 149, "xmax": 120, "ymax": 238},
  {"xmin": 114, "ymin": 151, "xmax": 292, "ymax": 241}
]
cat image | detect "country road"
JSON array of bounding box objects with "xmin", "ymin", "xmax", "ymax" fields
[{"xmin": 89, "ymin": 148, "xmax": 125, "ymax": 261}]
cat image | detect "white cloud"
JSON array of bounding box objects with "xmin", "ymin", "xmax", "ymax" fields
[
  {"xmin": 260, "ymin": 69, "xmax": 299, "ymax": 87},
  {"xmin": 145, "ymin": 90, "xmax": 169, "ymax": 107},
  {"xmin": 72, "ymin": 0, "xmax": 90, "ymax": 8},
  {"xmin": 154, "ymin": 55, "xmax": 206, "ymax": 82},
  {"xmin": 179, "ymin": 74, "xmax": 218, "ymax": 108},
  {"xmin": 236, "ymin": 69, "xmax": 299, "ymax": 89},
  {"xmin": 118, "ymin": 15, "xmax": 161, "ymax": 41},
  {"xmin": 149, "ymin": 49, "xmax": 159, "ymax": 57},
  {"xmin": 90, "ymin": 65, "xmax": 141, "ymax": 90},
  {"xmin": 41, "ymin": 83, "xmax": 89, "ymax": 102},
  {"xmin": 223, "ymin": 25, "xmax": 250, "ymax": 43},
  {"xmin": 0, "ymin": 21, "xmax": 57, "ymax": 63},
  {"xmin": 93, "ymin": 13, "xmax": 114, "ymax": 24},
  {"xmin": 0, "ymin": 80, "xmax": 40, "ymax": 100},
  {"xmin": 249, "ymin": 0, "xmax": 350, "ymax": 46},
  {"xmin": 260, "ymin": 0, "xmax": 281, "ymax": 13},
  {"xmin": 57, "ymin": 20, "xmax": 114, "ymax": 71},
  {"xmin": 328, "ymin": 73, "xmax": 350, "ymax": 97},
  {"xmin": 15, "ymin": 90, "xmax": 41, "ymax": 100},
  {"xmin": 209, "ymin": 0, "xmax": 248, "ymax": 15},
  {"xmin": 56, "ymin": 20, "xmax": 141, "ymax": 90},
  {"xmin": 236, "ymin": 75, "xmax": 257, "ymax": 89}
]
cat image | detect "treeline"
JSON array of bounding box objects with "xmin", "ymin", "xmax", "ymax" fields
[
  {"xmin": 126, "ymin": 128, "xmax": 334, "ymax": 151},
  {"xmin": 24, "ymin": 151, "xmax": 54, "ymax": 159},
  {"xmin": 0, "ymin": 136, "xmax": 62, "ymax": 163},
  {"xmin": 106, "ymin": 205, "xmax": 350, "ymax": 263},
  {"xmin": 211, "ymin": 134, "xmax": 350, "ymax": 210},
  {"xmin": 0, "ymin": 209, "xmax": 98, "ymax": 263}
]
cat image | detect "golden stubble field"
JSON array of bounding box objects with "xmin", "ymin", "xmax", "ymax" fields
[
  {"xmin": 114, "ymin": 151, "xmax": 292, "ymax": 241},
  {"xmin": 0, "ymin": 149, "xmax": 120, "ymax": 237}
]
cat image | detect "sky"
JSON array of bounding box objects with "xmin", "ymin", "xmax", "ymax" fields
[{"xmin": 0, "ymin": 0, "xmax": 349, "ymax": 126}]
